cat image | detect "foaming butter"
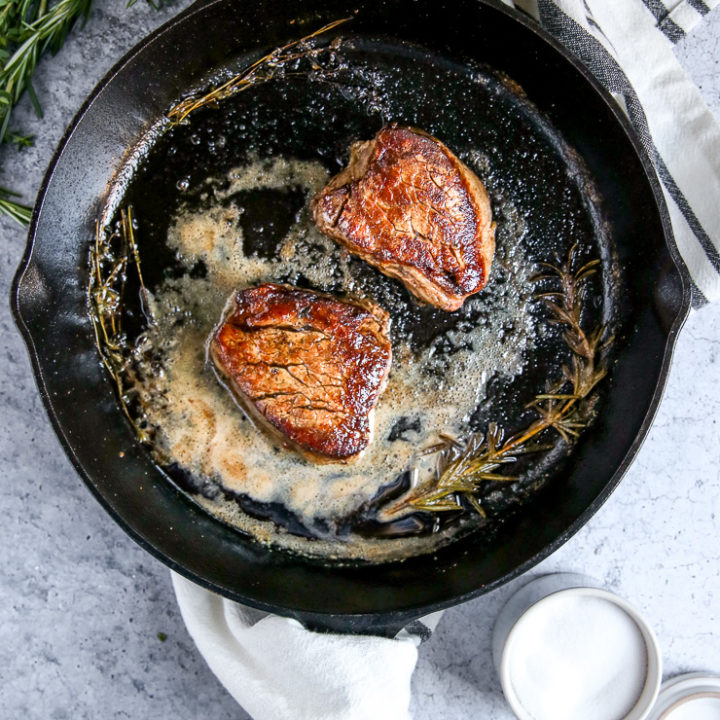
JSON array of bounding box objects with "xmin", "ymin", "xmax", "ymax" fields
[{"xmin": 133, "ymin": 155, "xmax": 536, "ymax": 560}]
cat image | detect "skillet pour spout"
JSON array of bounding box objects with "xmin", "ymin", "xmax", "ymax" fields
[{"xmin": 11, "ymin": 0, "xmax": 690, "ymax": 633}]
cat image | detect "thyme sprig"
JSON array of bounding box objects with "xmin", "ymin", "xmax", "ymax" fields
[
  {"xmin": 167, "ymin": 17, "xmax": 350, "ymax": 125},
  {"xmin": 381, "ymin": 245, "xmax": 613, "ymax": 520},
  {"xmin": 88, "ymin": 206, "xmax": 157, "ymax": 443}
]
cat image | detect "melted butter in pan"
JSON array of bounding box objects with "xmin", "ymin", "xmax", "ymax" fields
[{"xmin": 135, "ymin": 155, "xmax": 537, "ymax": 560}]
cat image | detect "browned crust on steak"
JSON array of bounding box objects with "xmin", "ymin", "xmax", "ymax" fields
[
  {"xmin": 312, "ymin": 126, "xmax": 496, "ymax": 311},
  {"xmin": 209, "ymin": 284, "xmax": 392, "ymax": 462}
]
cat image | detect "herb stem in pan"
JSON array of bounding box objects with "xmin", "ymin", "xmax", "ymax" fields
[
  {"xmin": 88, "ymin": 206, "xmax": 155, "ymax": 443},
  {"xmin": 92, "ymin": 207, "xmax": 612, "ymax": 530},
  {"xmin": 166, "ymin": 17, "xmax": 351, "ymax": 125},
  {"xmin": 380, "ymin": 245, "xmax": 613, "ymax": 520}
]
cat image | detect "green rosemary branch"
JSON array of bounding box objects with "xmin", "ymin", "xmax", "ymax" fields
[
  {"xmin": 0, "ymin": 0, "xmax": 95, "ymax": 140},
  {"xmin": 381, "ymin": 245, "xmax": 613, "ymax": 521},
  {"xmin": 0, "ymin": 0, "xmax": 171, "ymax": 226},
  {"xmin": 0, "ymin": 0, "xmax": 93, "ymax": 225},
  {"xmin": 6, "ymin": 130, "xmax": 34, "ymax": 148},
  {"xmin": 0, "ymin": 185, "xmax": 31, "ymax": 225}
]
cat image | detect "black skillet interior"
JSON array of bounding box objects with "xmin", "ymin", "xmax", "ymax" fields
[
  {"xmin": 120, "ymin": 33, "xmax": 618, "ymax": 544},
  {"xmin": 12, "ymin": 0, "xmax": 689, "ymax": 634}
]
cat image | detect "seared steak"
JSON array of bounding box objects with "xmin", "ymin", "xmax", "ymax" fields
[
  {"xmin": 313, "ymin": 126, "xmax": 495, "ymax": 311},
  {"xmin": 209, "ymin": 284, "xmax": 392, "ymax": 461}
]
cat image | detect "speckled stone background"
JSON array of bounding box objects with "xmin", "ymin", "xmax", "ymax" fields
[{"xmin": 1, "ymin": 3, "xmax": 719, "ymax": 718}]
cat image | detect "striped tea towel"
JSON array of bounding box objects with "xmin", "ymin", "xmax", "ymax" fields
[{"xmin": 506, "ymin": 0, "xmax": 720, "ymax": 304}]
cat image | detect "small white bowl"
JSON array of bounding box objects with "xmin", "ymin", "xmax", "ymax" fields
[
  {"xmin": 648, "ymin": 672, "xmax": 720, "ymax": 719},
  {"xmin": 493, "ymin": 573, "xmax": 663, "ymax": 720}
]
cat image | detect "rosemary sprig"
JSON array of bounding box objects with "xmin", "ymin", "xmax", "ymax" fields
[
  {"xmin": 0, "ymin": 0, "xmax": 93, "ymax": 226},
  {"xmin": 0, "ymin": 184, "xmax": 31, "ymax": 225},
  {"xmin": 0, "ymin": 0, "xmax": 94, "ymax": 140},
  {"xmin": 381, "ymin": 245, "xmax": 613, "ymax": 520},
  {"xmin": 0, "ymin": 0, "xmax": 170, "ymax": 226},
  {"xmin": 6, "ymin": 130, "xmax": 34, "ymax": 148},
  {"xmin": 167, "ymin": 17, "xmax": 350, "ymax": 125}
]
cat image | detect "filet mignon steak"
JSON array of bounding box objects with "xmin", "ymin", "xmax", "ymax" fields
[
  {"xmin": 209, "ymin": 284, "xmax": 392, "ymax": 462},
  {"xmin": 312, "ymin": 126, "xmax": 496, "ymax": 311}
]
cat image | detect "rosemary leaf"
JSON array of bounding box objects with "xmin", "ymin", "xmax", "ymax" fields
[
  {"xmin": 411, "ymin": 499, "xmax": 463, "ymax": 513},
  {"xmin": 0, "ymin": 0, "xmax": 170, "ymax": 226},
  {"xmin": 385, "ymin": 244, "xmax": 613, "ymax": 521},
  {"xmin": 0, "ymin": 185, "xmax": 31, "ymax": 225},
  {"xmin": 6, "ymin": 130, "xmax": 33, "ymax": 148},
  {"xmin": 464, "ymin": 494, "xmax": 487, "ymax": 518}
]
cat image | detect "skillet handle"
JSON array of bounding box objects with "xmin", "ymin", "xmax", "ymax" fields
[
  {"xmin": 12, "ymin": 254, "xmax": 51, "ymax": 345},
  {"xmin": 296, "ymin": 613, "xmax": 416, "ymax": 638}
]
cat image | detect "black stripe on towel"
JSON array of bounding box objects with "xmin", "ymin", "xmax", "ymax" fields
[
  {"xmin": 640, "ymin": 0, "xmax": 670, "ymax": 22},
  {"xmin": 637, "ymin": 0, "xmax": 687, "ymax": 42},
  {"xmin": 688, "ymin": 0, "xmax": 710, "ymax": 15},
  {"xmin": 658, "ymin": 16, "xmax": 687, "ymax": 42},
  {"xmin": 534, "ymin": 0, "xmax": 719, "ymax": 299},
  {"xmin": 655, "ymin": 155, "xmax": 720, "ymax": 271}
]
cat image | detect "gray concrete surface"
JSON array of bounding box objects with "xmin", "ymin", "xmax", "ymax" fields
[{"xmin": 1, "ymin": 3, "xmax": 719, "ymax": 718}]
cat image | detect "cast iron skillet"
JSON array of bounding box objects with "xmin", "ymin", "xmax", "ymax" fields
[{"xmin": 12, "ymin": 0, "xmax": 690, "ymax": 634}]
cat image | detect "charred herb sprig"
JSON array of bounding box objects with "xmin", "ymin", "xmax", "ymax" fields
[
  {"xmin": 167, "ymin": 17, "xmax": 350, "ymax": 125},
  {"xmin": 381, "ymin": 245, "xmax": 613, "ymax": 520},
  {"xmin": 88, "ymin": 206, "xmax": 157, "ymax": 443}
]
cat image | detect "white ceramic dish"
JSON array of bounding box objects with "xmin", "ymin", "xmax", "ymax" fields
[
  {"xmin": 493, "ymin": 573, "xmax": 663, "ymax": 720},
  {"xmin": 648, "ymin": 672, "xmax": 720, "ymax": 719}
]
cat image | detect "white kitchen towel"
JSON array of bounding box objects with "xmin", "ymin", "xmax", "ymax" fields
[
  {"xmin": 507, "ymin": 0, "xmax": 720, "ymax": 304},
  {"xmin": 171, "ymin": 572, "xmax": 442, "ymax": 720},
  {"xmin": 171, "ymin": 4, "xmax": 720, "ymax": 720}
]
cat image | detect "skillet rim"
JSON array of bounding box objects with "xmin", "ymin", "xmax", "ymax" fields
[{"xmin": 10, "ymin": 0, "xmax": 691, "ymax": 627}]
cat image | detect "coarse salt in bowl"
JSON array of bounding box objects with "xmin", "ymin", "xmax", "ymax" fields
[{"xmin": 494, "ymin": 575, "xmax": 662, "ymax": 720}]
